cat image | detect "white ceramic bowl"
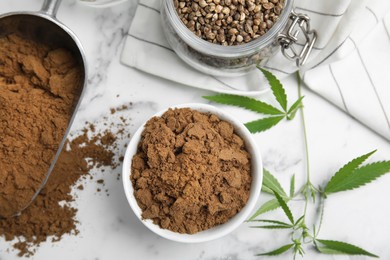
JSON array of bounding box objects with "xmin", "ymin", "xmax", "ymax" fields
[{"xmin": 122, "ymin": 103, "xmax": 263, "ymax": 243}]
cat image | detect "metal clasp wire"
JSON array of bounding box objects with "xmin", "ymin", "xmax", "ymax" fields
[{"xmin": 278, "ymin": 11, "xmax": 318, "ymax": 67}]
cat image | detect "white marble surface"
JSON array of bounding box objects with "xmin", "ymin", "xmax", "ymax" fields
[{"xmin": 1, "ymin": 0, "xmax": 390, "ymax": 259}]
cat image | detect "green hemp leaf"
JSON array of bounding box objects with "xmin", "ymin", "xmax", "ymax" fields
[
  {"xmin": 273, "ymin": 190, "xmax": 294, "ymax": 224},
  {"xmin": 289, "ymin": 174, "xmax": 296, "ymax": 198},
  {"xmin": 325, "ymin": 151, "xmax": 390, "ymax": 195},
  {"xmin": 258, "ymin": 67, "xmax": 288, "ymax": 111},
  {"xmin": 245, "ymin": 116, "xmax": 285, "ymax": 133},
  {"xmin": 261, "ymin": 169, "xmax": 287, "ymax": 196},
  {"xmin": 203, "ymin": 94, "xmax": 283, "ymax": 115},
  {"xmin": 248, "ymin": 169, "xmax": 290, "ymax": 220},
  {"xmin": 203, "ymin": 68, "xmax": 303, "ymax": 133},
  {"xmin": 250, "ymin": 219, "xmax": 293, "ymax": 230},
  {"xmin": 256, "ymin": 244, "xmax": 294, "ymax": 256},
  {"xmin": 248, "ymin": 198, "xmax": 282, "ymax": 220},
  {"xmin": 315, "ymin": 239, "xmax": 378, "ymax": 257}
]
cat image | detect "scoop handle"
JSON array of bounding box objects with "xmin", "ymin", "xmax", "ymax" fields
[{"xmin": 41, "ymin": 0, "xmax": 62, "ymax": 17}]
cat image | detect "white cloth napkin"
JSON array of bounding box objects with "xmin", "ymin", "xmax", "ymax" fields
[{"xmin": 121, "ymin": 0, "xmax": 390, "ymax": 140}]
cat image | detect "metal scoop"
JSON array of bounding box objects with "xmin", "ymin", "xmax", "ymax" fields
[{"xmin": 0, "ymin": 0, "xmax": 87, "ymax": 218}]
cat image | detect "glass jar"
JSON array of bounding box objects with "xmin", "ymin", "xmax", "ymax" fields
[
  {"xmin": 161, "ymin": 0, "xmax": 316, "ymax": 77},
  {"xmin": 78, "ymin": 0, "xmax": 127, "ymax": 7}
]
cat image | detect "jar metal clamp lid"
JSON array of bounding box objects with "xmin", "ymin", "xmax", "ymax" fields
[{"xmin": 278, "ymin": 11, "xmax": 318, "ymax": 67}]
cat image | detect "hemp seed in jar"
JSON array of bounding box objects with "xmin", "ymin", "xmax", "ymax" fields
[
  {"xmin": 161, "ymin": 0, "xmax": 292, "ymax": 76},
  {"xmin": 174, "ymin": 0, "xmax": 285, "ymax": 46}
]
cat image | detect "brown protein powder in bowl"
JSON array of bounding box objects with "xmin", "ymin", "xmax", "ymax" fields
[
  {"xmin": 174, "ymin": 0, "xmax": 285, "ymax": 45},
  {"xmin": 0, "ymin": 34, "xmax": 82, "ymax": 218},
  {"xmin": 131, "ymin": 108, "xmax": 252, "ymax": 234}
]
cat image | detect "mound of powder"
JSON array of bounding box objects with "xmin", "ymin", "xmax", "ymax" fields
[
  {"xmin": 0, "ymin": 106, "xmax": 131, "ymax": 257},
  {"xmin": 131, "ymin": 108, "xmax": 252, "ymax": 234},
  {"xmin": 0, "ymin": 34, "xmax": 82, "ymax": 217}
]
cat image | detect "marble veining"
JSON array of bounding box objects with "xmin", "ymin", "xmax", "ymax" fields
[{"xmin": 1, "ymin": 0, "xmax": 390, "ymax": 260}]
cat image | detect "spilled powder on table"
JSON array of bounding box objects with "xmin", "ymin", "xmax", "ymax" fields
[{"xmin": 0, "ymin": 105, "xmax": 133, "ymax": 257}]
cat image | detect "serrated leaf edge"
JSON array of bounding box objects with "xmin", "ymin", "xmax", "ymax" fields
[
  {"xmin": 325, "ymin": 150, "xmax": 376, "ymax": 194},
  {"xmin": 248, "ymin": 198, "xmax": 280, "ymax": 220},
  {"xmin": 256, "ymin": 244, "xmax": 294, "ymax": 256},
  {"xmin": 326, "ymin": 160, "xmax": 390, "ymax": 194},
  {"xmin": 273, "ymin": 190, "xmax": 294, "ymax": 224},
  {"xmin": 315, "ymin": 239, "xmax": 378, "ymax": 258},
  {"xmin": 263, "ymin": 169, "xmax": 287, "ymax": 197},
  {"xmin": 245, "ymin": 115, "xmax": 285, "ymax": 133},
  {"xmin": 259, "ymin": 67, "xmax": 288, "ymax": 111},
  {"xmin": 251, "ymin": 225, "xmax": 292, "ymax": 229},
  {"xmin": 290, "ymin": 174, "xmax": 295, "ymax": 198},
  {"xmin": 203, "ymin": 94, "xmax": 284, "ymax": 115}
]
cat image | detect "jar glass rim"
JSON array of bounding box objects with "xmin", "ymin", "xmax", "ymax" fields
[{"xmin": 163, "ymin": 0, "xmax": 293, "ymax": 58}]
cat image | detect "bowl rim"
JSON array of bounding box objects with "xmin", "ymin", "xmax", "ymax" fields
[{"xmin": 122, "ymin": 103, "xmax": 263, "ymax": 243}]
